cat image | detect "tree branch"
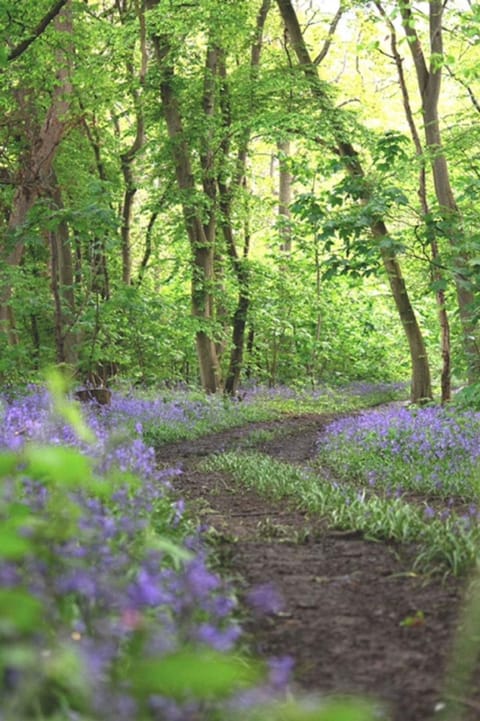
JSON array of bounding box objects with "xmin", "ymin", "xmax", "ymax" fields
[
  {"xmin": 7, "ymin": 0, "xmax": 70, "ymax": 62},
  {"xmin": 446, "ymin": 65, "xmax": 480, "ymax": 114},
  {"xmin": 397, "ymin": 0, "xmax": 429, "ymax": 92},
  {"xmin": 313, "ymin": 3, "xmax": 344, "ymax": 66}
]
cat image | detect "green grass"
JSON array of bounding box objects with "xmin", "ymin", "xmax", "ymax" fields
[{"xmin": 203, "ymin": 452, "xmax": 480, "ymax": 575}]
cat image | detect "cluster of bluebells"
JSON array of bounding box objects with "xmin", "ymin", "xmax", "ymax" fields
[
  {"xmin": 0, "ymin": 386, "xmax": 291, "ymax": 721},
  {"xmin": 318, "ymin": 404, "xmax": 480, "ymax": 501},
  {"xmin": 91, "ymin": 390, "xmax": 246, "ymax": 441}
]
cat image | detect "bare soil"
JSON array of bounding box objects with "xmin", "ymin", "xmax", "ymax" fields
[{"xmin": 155, "ymin": 413, "xmax": 479, "ymax": 721}]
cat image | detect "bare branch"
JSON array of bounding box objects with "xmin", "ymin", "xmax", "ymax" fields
[
  {"xmin": 136, "ymin": 211, "xmax": 159, "ymax": 286},
  {"xmin": 446, "ymin": 65, "xmax": 480, "ymax": 115},
  {"xmin": 313, "ymin": 3, "xmax": 344, "ymax": 66}
]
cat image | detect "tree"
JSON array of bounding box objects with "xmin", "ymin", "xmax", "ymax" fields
[
  {"xmin": 397, "ymin": 0, "xmax": 480, "ymax": 383},
  {"xmin": 274, "ymin": 0, "xmax": 432, "ymax": 403},
  {"xmin": 374, "ymin": 0, "xmax": 451, "ymax": 402},
  {"xmin": 0, "ymin": 2, "xmax": 74, "ymax": 349},
  {"xmin": 220, "ymin": 0, "xmax": 271, "ymax": 395},
  {"xmin": 146, "ymin": 2, "xmax": 222, "ymax": 392}
]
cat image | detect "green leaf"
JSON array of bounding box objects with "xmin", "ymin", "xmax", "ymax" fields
[
  {"xmin": 248, "ymin": 698, "xmax": 376, "ymax": 721},
  {"xmin": 0, "ymin": 452, "xmax": 18, "ymax": 477},
  {"xmin": 130, "ymin": 649, "xmax": 261, "ymax": 699},
  {"xmin": 45, "ymin": 642, "xmax": 89, "ymax": 702},
  {"xmin": 0, "ymin": 527, "xmax": 32, "ymax": 559},
  {"xmin": 0, "ymin": 44, "xmax": 8, "ymax": 68},
  {"xmin": 430, "ymin": 278, "xmax": 449, "ymax": 292},
  {"xmin": 45, "ymin": 367, "xmax": 95, "ymax": 444},
  {"xmin": 145, "ymin": 534, "xmax": 194, "ymax": 567},
  {"xmin": 24, "ymin": 445, "xmax": 93, "ymax": 487},
  {"xmin": 0, "ymin": 643, "xmax": 37, "ymax": 669},
  {"xmin": 0, "ymin": 589, "xmax": 43, "ymax": 633}
]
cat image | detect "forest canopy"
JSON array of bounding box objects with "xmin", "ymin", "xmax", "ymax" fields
[{"xmin": 1, "ymin": 0, "xmax": 480, "ymax": 401}]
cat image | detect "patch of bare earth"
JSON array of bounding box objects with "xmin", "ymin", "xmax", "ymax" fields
[{"xmin": 155, "ymin": 414, "xmax": 478, "ymax": 721}]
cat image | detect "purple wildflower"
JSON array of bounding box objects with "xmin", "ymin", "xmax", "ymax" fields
[{"xmin": 246, "ymin": 583, "xmax": 284, "ymax": 615}]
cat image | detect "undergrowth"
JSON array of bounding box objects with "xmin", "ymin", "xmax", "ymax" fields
[
  {"xmin": 203, "ymin": 452, "xmax": 480, "ymax": 575},
  {"xmin": 141, "ymin": 383, "xmax": 406, "ymax": 446}
]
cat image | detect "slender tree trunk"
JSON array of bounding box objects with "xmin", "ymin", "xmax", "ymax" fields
[
  {"xmin": 117, "ymin": 0, "xmax": 148, "ymax": 285},
  {"xmin": 372, "ymin": 221, "xmax": 432, "ymax": 403},
  {"xmin": 376, "ymin": 0, "xmax": 451, "ymax": 402},
  {"xmin": 278, "ymin": 139, "xmax": 292, "ymax": 253},
  {"xmin": 308, "ymin": 243, "xmax": 323, "ymax": 383},
  {"xmin": 48, "ymin": 179, "xmax": 77, "ymax": 365},
  {"xmin": 276, "ymin": 0, "xmax": 432, "ymax": 402},
  {"xmin": 398, "ymin": 0, "xmax": 479, "ymax": 383},
  {"xmin": 81, "ymin": 112, "xmax": 111, "ymax": 298},
  {"xmin": 30, "ymin": 314, "xmax": 41, "ymax": 369},
  {"xmin": 136, "ymin": 211, "xmax": 158, "ymax": 286},
  {"xmin": 120, "ymin": 162, "xmax": 136, "ymax": 285},
  {"xmin": 223, "ymin": 215, "xmax": 251, "ymax": 396},
  {"xmin": 221, "ymin": 0, "xmax": 271, "ymax": 395},
  {"xmin": 245, "ymin": 325, "xmax": 255, "ymax": 379}
]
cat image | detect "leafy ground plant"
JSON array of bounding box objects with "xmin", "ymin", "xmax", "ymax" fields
[
  {"xmin": 316, "ymin": 404, "xmax": 480, "ymax": 500},
  {"xmin": 0, "ymin": 384, "xmax": 281, "ymax": 720},
  {"xmin": 0, "ymin": 381, "xmax": 381, "ymax": 721},
  {"xmin": 203, "ymin": 451, "xmax": 480, "ymax": 574}
]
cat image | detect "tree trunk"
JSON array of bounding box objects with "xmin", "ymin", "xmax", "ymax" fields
[
  {"xmin": 223, "ymin": 218, "xmax": 251, "ymax": 396},
  {"xmin": 120, "ymin": 162, "xmax": 136, "ymax": 285},
  {"xmin": 373, "ymin": 222, "xmax": 432, "ymax": 403},
  {"xmin": 278, "ymin": 138, "xmax": 292, "ymax": 253},
  {"xmin": 0, "ymin": 3, "xmax": 73, "ymax": 345},
  {"xmin": 423, "ymin": 104, "xmax": 478, "ymax": 381},
  {"xmin": 48, "ymin": 179, "xmax": 77, "ymax": 365},
  {"xmin": 221, "ymin": 0, "xmax": 271, "ymax": 395},
  {"xmin": 276, "ymin": 0, "xmax": 432, "ymax": 402},
  {"xmin": 148, "ymin": 22, "xmax": 221, "ymax": 392},
  {"xmin": 376, "ymin": 0, "xmax": 451, "ymax": 402},
  {"xmin": 117, "ymin": 0, "xmax": 148, "ymax": 286},
  {"xmin": 398, "ymin": 0, "xmax": 479, "ymax": 383}
]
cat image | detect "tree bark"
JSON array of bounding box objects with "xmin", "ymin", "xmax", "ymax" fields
[
  {"xmin": 148, "ymin": 19, "xmax": 221, "ymax": 392},
  {"xmin": 81, "ymin": 113, "xmax": 111, "ymax": 298},
  {"xmin": 48, "ymin": 177, "xmax": 77, "ymax": 365},
  {"xmin": 376, "ymin": 0, "xmax": 451, "ymax": 402},
  {"xmin": 0, "ymin": 3, "xmax": 73, "ymax": 345},
  {"xmin": 220, "ymin": 0, "xmax": 271, "ymax": 395},
  {"xmin": 278, "ymin": 139, "xmax": 292, "ymax": 253},
  {"xmin": 398, "ymin": 0, "xmax": 479, "ymax": 383},
  {"xmin": 117, "ymin": 0, "xmax": 148, "ymax": 285},
  {"xmin": 276, "ymin": 0, "xmax": 432, "ymax": 402}
]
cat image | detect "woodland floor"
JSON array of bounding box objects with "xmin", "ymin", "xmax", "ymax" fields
[{"xmin": 155, "ymin": 412, "xmax": 480, "ymax": 721}]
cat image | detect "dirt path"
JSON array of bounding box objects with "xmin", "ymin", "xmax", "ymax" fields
[{"xmin": 156, "ymin": 414, "xmax": 474, "ymax": 721}]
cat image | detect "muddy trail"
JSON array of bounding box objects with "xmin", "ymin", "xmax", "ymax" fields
[{"xmin": 155, "ymin": 413, "xmax": 477, "ymax": 721}]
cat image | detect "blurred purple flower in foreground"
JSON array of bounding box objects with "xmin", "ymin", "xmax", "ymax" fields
[{"xmin": 246, "ymin": 583, "xmax": 284, "ymax": 615}]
